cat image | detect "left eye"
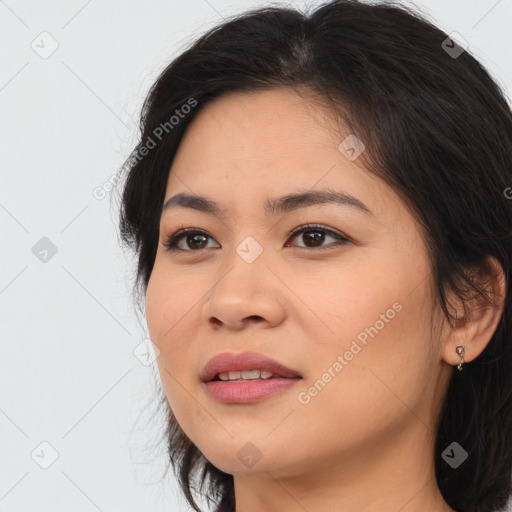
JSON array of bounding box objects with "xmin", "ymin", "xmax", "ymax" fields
[
  {"xmin": 162, "ymin": 224, "xmax": 350, "ymax": 252},
  {"xmin": 285, "ymin": 224, "xmax": 350, "ymax": 249}
]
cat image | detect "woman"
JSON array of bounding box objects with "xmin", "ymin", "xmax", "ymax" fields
[{"xmin": 115, "ymin": 1, "xmax": 512, "ymax": 510}]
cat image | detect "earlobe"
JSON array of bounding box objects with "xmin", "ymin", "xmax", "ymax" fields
[{"xmin": 441, "ymin": 255, "xmax": 506, "ymax": 368}]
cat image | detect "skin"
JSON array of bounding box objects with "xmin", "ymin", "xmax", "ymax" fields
[{"xmin": 145, "ymin": 87, "xmax": 505, "ymax": 512}]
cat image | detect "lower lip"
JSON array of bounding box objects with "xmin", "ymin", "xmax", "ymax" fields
[{"xmin": 204, "ymin": 378, "xmax": 301, "ymax": 404}]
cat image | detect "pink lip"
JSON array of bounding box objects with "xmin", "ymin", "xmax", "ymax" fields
[
  {"xmin": 200, "ymin": 351, "xmax": 302, "ymax": 383},
  {"xmin": 200, "ymin": 351, "xmax": 302, "ymax": 404},
  {"xmin": 204, "ymin": 378, "xmax": 300, "ymax": 404}
]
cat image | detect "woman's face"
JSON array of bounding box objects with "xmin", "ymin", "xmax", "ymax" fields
[{"xmin": 145, "ymin": 87, "xmax": 453, "ymax": 479}]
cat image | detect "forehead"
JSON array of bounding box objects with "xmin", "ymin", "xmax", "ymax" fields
[
  {"xmin": 172, "ymin": 87, "xmax": 340, "ymax": 167},
  {"xmin": 164, "ymin": 88, "xmax": 398, "ymax": 219}
]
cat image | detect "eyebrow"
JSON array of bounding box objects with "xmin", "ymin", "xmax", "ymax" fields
[{"xmin": 161, "ymin": 189, "xmax": 374, "ymax": 217}]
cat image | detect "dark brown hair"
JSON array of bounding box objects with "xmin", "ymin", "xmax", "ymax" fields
[{"xmin": 115, "ymin": 1, "xmax": 512, "ymax": 511}]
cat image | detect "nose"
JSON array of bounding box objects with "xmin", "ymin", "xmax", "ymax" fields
[{"xmin": 201, "ymin": 251, "xmax": 287, "ymax": 331}]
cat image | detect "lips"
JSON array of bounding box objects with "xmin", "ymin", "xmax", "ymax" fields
[{"xmin": 200, "ymin": 351, "xmax": 302, "ymax": 382}]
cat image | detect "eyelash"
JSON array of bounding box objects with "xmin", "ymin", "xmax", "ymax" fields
[{"xmin": 162, "ymin": 223, "xmax": 350, "ymax": 252}]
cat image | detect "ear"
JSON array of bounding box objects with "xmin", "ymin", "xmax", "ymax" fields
[{"xmin": 441, "ymin": 255, "xmax": 506, "ymax": 367}]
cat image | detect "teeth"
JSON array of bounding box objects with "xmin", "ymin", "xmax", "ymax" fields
[{"xmin": 217, "ymin": 369, "xmax": 275, "ymax": 381}]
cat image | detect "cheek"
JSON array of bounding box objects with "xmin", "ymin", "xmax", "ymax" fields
[
  {"xmin": 146, "ymin": 292, "xmax": 195, "ymax": 431},
  {"xmin": 293, "ymin": 300, "xmax": 434, "ymax": 449},
  {"xmin": 299, "ymin": 252, "xmax": 433, "ymax": 382},
  {"xmin": 145, "ymin": 264, "xmax": 198, "ymax": 345},
  {"xmin": 145, "ymin": 275, "xmax": 188, "ymax": 406},
  {"xmin": 292, "ymin": 257, "xmax": 405, "ymax": 339},
  {"xmin": 145, "ymin": 266, "xmax": 204, "ymax": 393},
  {"xmin": 145, "ymin": 275, "xmax": 172, "ymax": 351}
]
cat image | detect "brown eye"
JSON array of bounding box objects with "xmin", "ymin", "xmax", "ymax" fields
[
  {"xmin": 286, "ymin": 224, "xmax": 350, "ymax": 250},
  {"xmin": 299, "ymin": 229, "xmax": 325, "ymax": 247},
  {"xmin": 183, "ymin": 233, "xmax": 208, "ymax": 249},
  {"xmin": 163, "ymin": 229, "xmax": 219, "ymax": 251}
]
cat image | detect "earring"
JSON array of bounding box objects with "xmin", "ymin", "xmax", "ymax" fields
[{"xmin": 456, "ymin": 345, "xmax": 465, "ymax": 371}]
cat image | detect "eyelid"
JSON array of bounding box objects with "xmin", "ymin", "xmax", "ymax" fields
[{"xmin": 285, "ymin": 223, "xmax": 348, "ymax": 242}]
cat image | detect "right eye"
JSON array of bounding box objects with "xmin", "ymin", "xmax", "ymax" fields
[{"xmin": 163, "ymin": 228, "xmax": 220, "ymax": 252}]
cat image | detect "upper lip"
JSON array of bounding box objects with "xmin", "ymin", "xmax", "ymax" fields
[{"xmin": 200, "ymin": 351, "xmax": 302, "ymax": 382}]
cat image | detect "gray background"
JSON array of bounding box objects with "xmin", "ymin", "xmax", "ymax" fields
[{"xmin": 1, "ymin": 0, "xmax": 511, "ymax": 510}]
